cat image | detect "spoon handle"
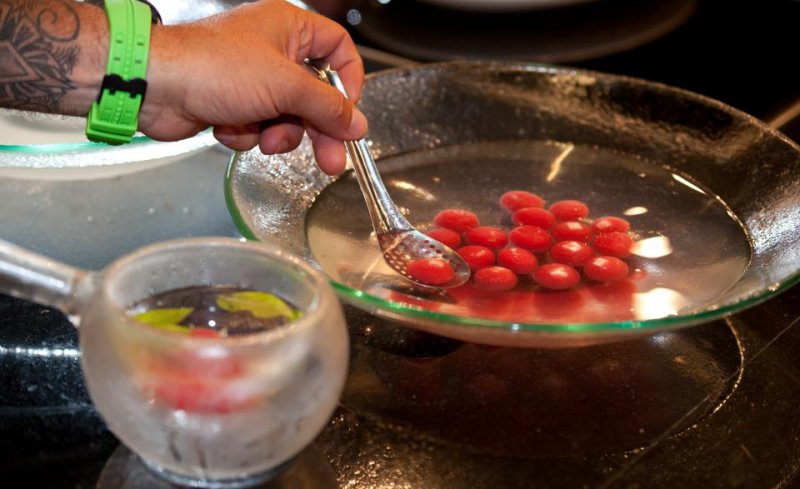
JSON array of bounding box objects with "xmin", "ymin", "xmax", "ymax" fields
[{"xmin": 310, "ymin": 62, "xmax": 411, "ymax": 234}]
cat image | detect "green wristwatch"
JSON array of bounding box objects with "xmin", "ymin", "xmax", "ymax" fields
[{"xmin": 85, "ymin": 0, "xmax": 160, "ymax": 145}]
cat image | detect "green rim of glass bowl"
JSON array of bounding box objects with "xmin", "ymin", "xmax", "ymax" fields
[
  {"xmin": 0, "ymin": 134, "xmax": 151, "ymax": 153},
  {"xmin": 223, "ymin": 163, "xmax": 800, "ymax": 336}
]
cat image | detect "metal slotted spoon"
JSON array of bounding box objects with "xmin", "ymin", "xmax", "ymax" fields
[{"xmin": 308, "ymin": 61, "xmax": 470, "ymax": 289}]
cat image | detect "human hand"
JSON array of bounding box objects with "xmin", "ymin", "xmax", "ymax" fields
[{"xmin": 140, "ymin": 0, "xmax": 367, "ymax": 175}]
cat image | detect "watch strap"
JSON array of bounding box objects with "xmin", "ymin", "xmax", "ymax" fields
[{"xmin": 85, "ymin": 0, "xmax": 153, "ymax": 145}]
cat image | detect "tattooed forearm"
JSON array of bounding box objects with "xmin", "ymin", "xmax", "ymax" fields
[{"xmin": 0, "ymin": 0, "xmax": 82, "ymax": 113}]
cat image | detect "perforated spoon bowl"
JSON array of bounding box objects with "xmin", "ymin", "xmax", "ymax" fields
[{"xmin": 309, "ymin": 61, "xmax": 470, "ymax": 289}]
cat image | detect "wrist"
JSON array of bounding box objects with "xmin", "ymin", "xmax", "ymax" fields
[
  {"xmin": 137, "ymin": 22, "xmax": 181, "ymax": 132},
  {"xmin": 59, "ymin": 3, "xmax": 109, "ymax": 117}
]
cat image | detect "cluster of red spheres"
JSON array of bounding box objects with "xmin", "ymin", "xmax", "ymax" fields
[{"xmin": 407, "ymin": 190, "xmax": 636, "ymax": 290}]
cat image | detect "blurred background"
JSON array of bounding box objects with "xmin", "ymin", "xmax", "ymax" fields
[{"xmin": 306, "ymin": 0, "xmax": 799, "ymax": 132}]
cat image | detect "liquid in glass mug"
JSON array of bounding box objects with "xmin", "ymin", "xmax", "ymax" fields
[{"xmin": 0, "ymin": 237, "xmax": 349, "ymax": 487}]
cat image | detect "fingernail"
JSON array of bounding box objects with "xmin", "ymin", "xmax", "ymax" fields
[{"xmin": 349, "ymin": 108, "xmax": 368, "ymax": 136}]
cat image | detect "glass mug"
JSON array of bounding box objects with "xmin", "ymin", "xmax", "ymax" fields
[{"xmin": 0, "ymin": 237, "xmax": 349, "ymax": 487}]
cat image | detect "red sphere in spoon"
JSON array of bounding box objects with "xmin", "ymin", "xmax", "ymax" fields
[{"xmin": 407, "ymin": 258, "xmax": 456, "ymax": 286}]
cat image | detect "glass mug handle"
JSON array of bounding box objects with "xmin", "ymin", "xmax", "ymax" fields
[{"xmin": 0, "ymin": 238, "xmax": 93, "ymax": 326}]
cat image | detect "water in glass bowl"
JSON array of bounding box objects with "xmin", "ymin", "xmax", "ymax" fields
[
  {"xmin": 306, "ymin": 140, "xmax": 751, "ymax": 324},
  {"xmin": 127, "ymin": 285, "xmax": 301, "ymax": 337}
]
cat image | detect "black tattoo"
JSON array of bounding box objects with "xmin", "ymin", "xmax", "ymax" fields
[{"xmin": 0, "ymin": 0, "xmax": 81, "ymax": 112}]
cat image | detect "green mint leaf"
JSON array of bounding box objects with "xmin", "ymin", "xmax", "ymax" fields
[
  {"xmin": 133, "ymin": 307, "xmax": 193, "ymax": 333},
  {"xmin": 216, "ymin": 291, "xmax": 301, "ymax": 321}
]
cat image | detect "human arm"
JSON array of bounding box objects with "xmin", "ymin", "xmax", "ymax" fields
[
  {"xmin": 0, "ymin": 0, "xmax": 107, "ymax": 116},
  {"xmin": 0, "ymin": 0, "xmax": 366, "ymax": 175}
]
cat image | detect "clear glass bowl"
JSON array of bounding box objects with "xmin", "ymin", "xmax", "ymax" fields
[
  {"xmin": 79, "ymin": 238, "xmax": 349, "ymax": 486},
  {"xmin": 0, "ymin": 235, "xmax": 349, "ymax": 486},
  {"xmin": 225, "ymin": 60, "xmax": 800, "ymax": 347},
  {"xmin": 0, "ymin": 110, "xmax": 240, "ymax": 270},
  {"xmin": 0, "ymin": 109, "xmax": 217, "ymax": 173}
]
